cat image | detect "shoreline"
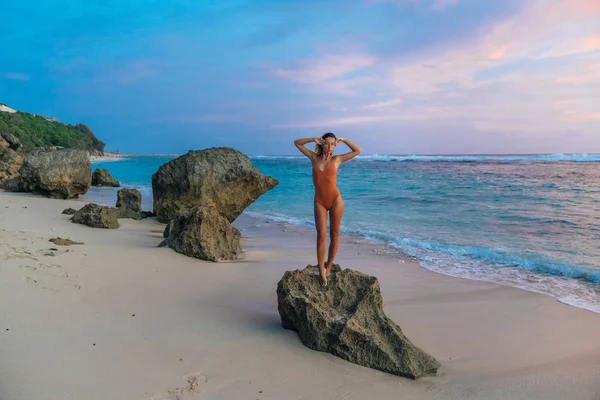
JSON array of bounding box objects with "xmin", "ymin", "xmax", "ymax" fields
[{"xmin": 0, "ymin": 190, "xmax": 599, "ymax": 399}]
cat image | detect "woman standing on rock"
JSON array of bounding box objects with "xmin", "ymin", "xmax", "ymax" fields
[{"xmin": 293, "ymin": 133, "xmax": 362, "ymax": 286}]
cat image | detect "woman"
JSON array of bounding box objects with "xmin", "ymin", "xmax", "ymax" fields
[{"xmin": 294, "ymin": 133, "xmax": 362, "ymax": 286}]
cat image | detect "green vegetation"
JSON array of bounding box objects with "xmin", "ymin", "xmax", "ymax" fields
[{"xmin": 0, "ymin": 111, "xmax": 105, "ymax": 153}]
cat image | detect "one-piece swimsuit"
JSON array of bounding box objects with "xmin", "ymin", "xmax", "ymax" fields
[{"xmin": 312, "ymin": 161, "xmax": 340, "ymax": 210}]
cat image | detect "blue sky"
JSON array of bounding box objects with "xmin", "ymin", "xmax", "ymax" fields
[{"xmin": 1, "ymin": 0, "xmax": 599, "ymax": 155}]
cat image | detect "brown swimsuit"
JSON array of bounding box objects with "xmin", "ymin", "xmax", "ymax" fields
[{"xmin": 312, "ymin": 161, "xmax": 341, "ymax": 210}]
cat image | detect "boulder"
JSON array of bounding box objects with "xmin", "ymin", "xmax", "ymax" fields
[
  {"xmin": 116, "ymin": 188, "xmax": 142, "ymax": 219},
  {"xmin": 159, "ymin": 205, "xmax": 241, "ymax": 262},
  {"xmin": 19, "ymin": 148, "xmax": 91, "ymax": 199},
  {"xmin": 152, "ymin": 147, "xmax": 278, "ymax": 223},
  {"xmin": 71, "ymin": 203, "xmax": 119, "ymax": 229},
  {"xmin": 276, "ymin": 265, "xmax": 439, "ymax": 379},
  {"xmin": 92, "ymin": 168, "xmax": 120, "ymax": 187},
  {"xmin": 0, "ymin": 177, "xmax": 25, "ymax": 192},
  {"xmin": 62, "ymin": 207, "xmax": 78, "ymax": 215}
]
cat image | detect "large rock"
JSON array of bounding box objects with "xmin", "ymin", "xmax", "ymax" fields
[
  {"xmin": 116, "ymin": 188, "xmax": 142, "ymax": 219},
  {"xmin": 92, "ymin": 168, "xmax": 120, "ymax": 187},
  {"xmin": 159, "ymin": 205, "xmax": 241, "ymax": 262},
  {"xmin": 0, "ymin": 128, "xmax": 24, "ymax": 184},
  {"xmin": 71, "ymin": 203, "xmax": 119, "ymax": 229},
  {"xmin": 152, "ymin": 147, "xmax": 278, "ymax": 223},
  {"xmin": 277, "ymin": 265, "xmax": 439, "ymax": 379},
  {"xmin": 19, "ymin": 148, "xmax": 91, "ymax": 199}
]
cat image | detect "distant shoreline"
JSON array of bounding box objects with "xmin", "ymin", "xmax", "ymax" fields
[{"xmin": 90, "ymin": 153, "xmax": 180, "ymax": 162}]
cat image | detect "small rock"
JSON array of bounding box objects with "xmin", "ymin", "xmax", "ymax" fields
[
  {"xmin": 62, "ymin": 207, "xmax": 78, "ymax": 215},
  {"xmin": 49, "ymin": 237, "xmax": 84, "ymax": 246}
]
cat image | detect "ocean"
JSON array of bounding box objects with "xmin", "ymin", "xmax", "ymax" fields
[{"xmin": 89, "ymin": 153, "xmax": 600, "ymax": 313}]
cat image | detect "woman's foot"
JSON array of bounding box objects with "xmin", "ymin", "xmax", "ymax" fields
[
  {"xmin": 325, "ymin": 261, "xmax": 333, "ymax": 276},
  {"xmin": 319, "ymin": 266, "xmax": 328, "ymax": 287}
]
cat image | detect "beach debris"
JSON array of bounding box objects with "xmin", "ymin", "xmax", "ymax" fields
[
  {"xmin": 70, "ymin": 203, "xmax": 120, "ymax": 229},
  {"xmin": 276, "ymin": 264, "xmax": 439, "ymax": 379},
  {"xmin": 91, "ymin": 168, "xmax": 120, "ymax": 187},
  {"xmin": 19, "ymin": 148, "xmax": 91, "ymax": 199},
  {"xmin": 49, "ymin": 237, "xmax": 83, "ymax": 246},
  {"xmin": 159, "ymin": 205, "xmax": 242, "ymax": 262},
  {"xmin": 151, "ymin": 147, "xmax": 278, "ymax": 223},
  {"xmin": 116, "ymin": 187, "xmax": 142, "ymax": 220},
  {"xmin": 62, "ymin": 207, "xmax": 77, "ymax": 215}
]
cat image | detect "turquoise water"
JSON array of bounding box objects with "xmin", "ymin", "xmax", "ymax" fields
[{"xmin": 90, "ymin": 153, "xmax": 600, "ymax": 313}]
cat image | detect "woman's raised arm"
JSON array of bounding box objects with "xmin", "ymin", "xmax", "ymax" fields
[
  {"xmin": 336, "ymin": 138, "xmax": 362, "ymax": 163},
  {"xmin": 294, "ymin": 137, "xmax": 320, "ymax": 160}
]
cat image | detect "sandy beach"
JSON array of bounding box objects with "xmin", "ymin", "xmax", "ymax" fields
[{"xmin": 1, "ymin": 191, "xmax": 599, "ymax": 400}]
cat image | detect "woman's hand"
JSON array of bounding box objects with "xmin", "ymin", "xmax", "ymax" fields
[
  {"xmin": 314, "ymin": 137, "xmax": 324, "ymax": 145},
  {"xmin": 336, "ymin": 137, "xmax": 346, "ymax": 145}
]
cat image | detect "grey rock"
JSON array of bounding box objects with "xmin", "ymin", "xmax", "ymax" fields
[
  {"xmin": 71, "ymin": 203, "xmax": 119, "ymax": 229},
  {"xmin": 140, "ymin": 210, "xmax": 156, "ymax": 219},
  {"xmin": 92, "ymin": 168, "xmax": 120, "ymax": 187},
  {"xmin": 159, "ymin": 205, "xmax": 242, "ymax": 262},
  {"xmin": 116, "ymin": 188, "xmax": 142, "ymax": 219},
  {"xmin": 0, "ymin": 177, "xmax": 25, "ymax": 192},
  {"xmin": 19, "ymin": 148, "xmax": 91, "ymax": 199},
  {"xmin": 62, "ymin": 207, "xmax": 78, "ymax": 215},
  {"xmin": 276, "ymin": 265, "xmax": 439, "ymax": 379},
  {"xmin": 152, "ymin": 147, "xmax": 278, "ymax": 223}
]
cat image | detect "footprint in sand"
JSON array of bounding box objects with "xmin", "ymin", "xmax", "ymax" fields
[
  {"xmin": 148, "ymin": 373, "xmax": 209, "ymax": 400},
  {"xmin": 25, "ymin": 272, "xmax": 81, "ymax": 291}
]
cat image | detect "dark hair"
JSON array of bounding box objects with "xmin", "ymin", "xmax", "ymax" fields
[{"xmin": 314, "ymin": 132, "xmax": 336, "ymax": 156}]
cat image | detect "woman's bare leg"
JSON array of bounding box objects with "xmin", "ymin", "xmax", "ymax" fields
[
  {"xmin": 314, "ymin": 201, "xmax": 328, "ymax": 286},
  {"xmin": 326, "ymin": 197, "xmax": 344, "ymax": 275}
]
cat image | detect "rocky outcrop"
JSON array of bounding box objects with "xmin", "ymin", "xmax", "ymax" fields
[
  {"xmin": 0, "ymin": 129, "xmax": 25, "ymax": 184},
  {"xmin": 276, "ymin": 265, "xmax": 439, "ymax": 379},
  {"xmin": 62, "ymin": 207, "xmax": 78, "ymax": 215},
  {"xmin": 92, "ymin": 168, "xmax": 120, "ymax": 187},
  {"xmin": 116, "ymin": 188, "xmax": 142, "ymax": 219},
  {"xmin": 159, "ymin": 205, "xmax": 242, "ymax": 262},
  {"xmin": 19, "ymin": 148, "xmax": 91, "ymax": 199},
  {"xmin": 71, "ymin": 203, "xmax": 119, "ymax": 229},
  {"xmin": 152, "ymin": 147, "xmax": 278, "ymax": 223}
]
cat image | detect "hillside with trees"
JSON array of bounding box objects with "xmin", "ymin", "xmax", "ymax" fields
[{"xmin": 0, "ymin": 110, "xmax": 105, "ymax": 154}]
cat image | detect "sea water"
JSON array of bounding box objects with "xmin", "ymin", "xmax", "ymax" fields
[{"xmin": 90, "ymin": 153, "xmax": 600, "ymax": 313}]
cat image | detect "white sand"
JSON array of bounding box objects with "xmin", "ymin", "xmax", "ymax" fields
[{"xmin": 1, "ymin": 191, "xmax": 599, "ymax": 400}]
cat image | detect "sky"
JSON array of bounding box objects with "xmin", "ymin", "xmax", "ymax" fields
[{"xmin": 1, "ymin": 0, "xmax": 599, "ymax": 155}]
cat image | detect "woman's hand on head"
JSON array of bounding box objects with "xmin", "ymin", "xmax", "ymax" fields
[
  {"xmin": 336, "ymin": 137, "xmax": 345, "ymax": 145},
  {"xmin": 314, "ymin": 137, "xmax": 324, "ymax": 145}
]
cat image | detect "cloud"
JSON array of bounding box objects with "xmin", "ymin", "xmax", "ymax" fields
[
  {"xmin": 117, "ymin": 61, "xmax": 156, "ymax": 84},
  {"xmin": 1, "ymin": 72, "xmax": 30, "ymax": 81},
  {"xmin": 367, "ymin": 0, "xmax": 462, "ymax": 12},
  {"xmin": 362, "ymin": 98, "xmax": 402, "ymax": 109},
  {"xmin": 149, "ymin": 114, "xmax": 238, "ymax": 124},
  {"xmin": 271, "ymin": 54, "xmax": 375, "ymax": 84}
]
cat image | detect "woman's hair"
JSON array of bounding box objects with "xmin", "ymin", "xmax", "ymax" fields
[{"xmin": 314, "ymin": 132, "xmax": 337, "ymax": 156}]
